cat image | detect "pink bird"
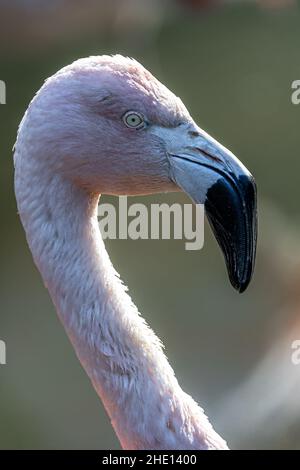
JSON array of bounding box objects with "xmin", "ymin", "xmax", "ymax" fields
[{"xmin": 14, "ymin": 55, "xmax": 257, "ymax": 450}]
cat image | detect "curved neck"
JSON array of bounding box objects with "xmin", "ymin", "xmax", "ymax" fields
[{"xmin": 14, "ymin": 153, "xmax": 227, "ymax": 450}]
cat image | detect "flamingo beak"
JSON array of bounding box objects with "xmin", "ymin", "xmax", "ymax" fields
[{"xmin": 153, "ymin": 124, "xmax": 257, "ymax": 292}]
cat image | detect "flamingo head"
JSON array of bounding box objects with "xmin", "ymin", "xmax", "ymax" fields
[{"xmin": 21, "ymin": 55, "xmax": 257, "ymax": 292}]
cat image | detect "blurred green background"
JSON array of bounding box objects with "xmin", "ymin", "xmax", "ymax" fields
[{"xmin": 1, "ymin": 0, "xmax": 300, "ymax": 450}]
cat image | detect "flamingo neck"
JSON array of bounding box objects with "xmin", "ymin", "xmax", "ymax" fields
[{"xmin": 14, "ymin": 153, "xmax": 227, "ymax": 450}]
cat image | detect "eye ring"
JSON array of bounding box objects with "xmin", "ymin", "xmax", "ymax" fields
[{"xmin": 123, "ymin": 111, "xmax": 145, "ymax": 129}]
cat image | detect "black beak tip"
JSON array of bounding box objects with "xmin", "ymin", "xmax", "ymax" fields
[
  {"xmin": 205, "ymin": 172, "xmax": 257, "ymax": 294},
  {"xmin": 227, "ymin": 257, "xmax": 254, "ymax": 293},
  {"xmin": 237, "ymin": 283, "xmax": 248, "ymax": 294},
  {"xmin": 233, "ymin": 277, "xmax": 251, "ymax": 294}
]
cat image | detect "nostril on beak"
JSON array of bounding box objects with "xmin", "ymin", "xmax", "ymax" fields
[
  {"xmin": 188, "ymin": 130, "xmax": 201, "ymax": 138},
  {"xmin": 186, "ymin": 146, "xmax": 223, "ymax": 164}
]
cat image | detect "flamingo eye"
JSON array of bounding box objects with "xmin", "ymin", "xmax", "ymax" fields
[{"xmin": 123, "ymin": 111, "xmax": 145, "ymax": 129}]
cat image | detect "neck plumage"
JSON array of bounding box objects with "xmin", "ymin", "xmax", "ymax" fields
[{"xmin": 14, "ymin": 148, "xmax": 227, "ymax": 450}]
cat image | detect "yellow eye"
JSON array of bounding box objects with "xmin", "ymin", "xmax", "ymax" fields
[{"xmin": 123, "ymin": 111, "xmax": 145, "ymax": 129}]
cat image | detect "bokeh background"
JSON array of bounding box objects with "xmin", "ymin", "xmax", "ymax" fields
[{"xmin": 1, "ymin": 0, "xmax": 300, "ymax": 450}]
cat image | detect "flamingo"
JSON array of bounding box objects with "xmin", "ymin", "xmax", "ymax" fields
[{"xmin": 14, "ymin": 55, "xmax": 257, "ymax": 450}]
